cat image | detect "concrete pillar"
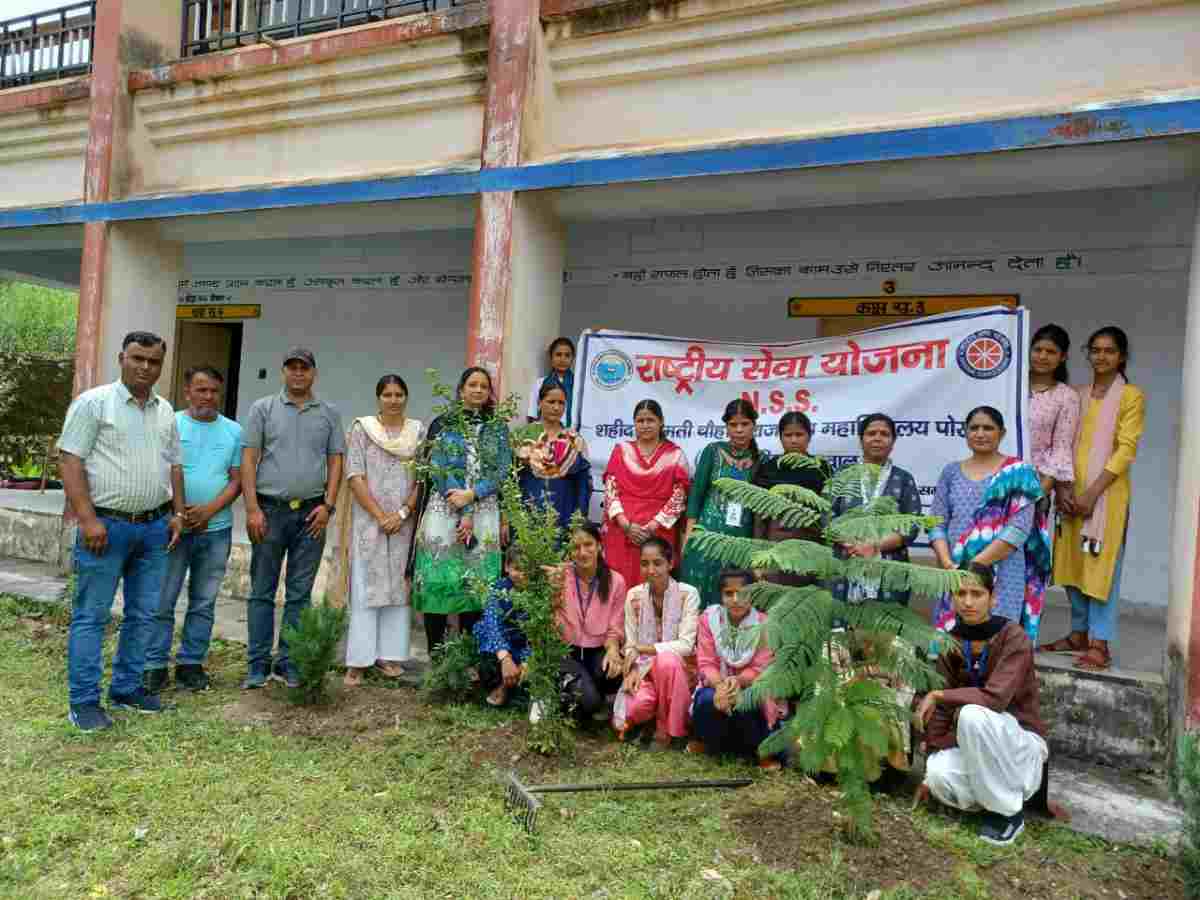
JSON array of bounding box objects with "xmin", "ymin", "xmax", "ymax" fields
[
  {"xmin": 466, "ymin": 0, "xmax": 560, "ymax": 396},
  {"xmin": 74, "ymin": 0, "xmax": 184, "ymax": 394},
  {"xmin": 96, "ymin": 223, "xmax": 183, "ymax": 394},
  {"xmin": 1171, "ymin": 185, "xmax": 1200, "ymax": 734}
]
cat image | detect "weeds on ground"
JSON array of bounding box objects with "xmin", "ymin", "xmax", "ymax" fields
[{"xmin": 1178, "ymin": 732, "xmax": 1200, "ymax": 897}]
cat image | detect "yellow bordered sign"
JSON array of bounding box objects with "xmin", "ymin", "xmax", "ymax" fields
[
  {"xmin": 176, "ymin": 304, "xmax": 262, "ymax": 320},
  {"xmin": 787, "ymin": 295, "xmax": 1017, "ymax": 318}
]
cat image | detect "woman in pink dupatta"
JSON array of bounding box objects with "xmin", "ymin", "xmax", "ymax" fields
[
  {"xmin": 687, "ymin": 569, "xmax": 784, "ymax": 770},
  {"xmin": 602, "ymin": 400, "xmax": 690, "ymax": 593},
  {"xmin": 612, "ymin": 538, "xmax": 700, "ymax": 749}
]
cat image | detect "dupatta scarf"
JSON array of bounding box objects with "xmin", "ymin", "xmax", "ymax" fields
[
  {"xmin": 932, "ymin": 457, "xmax": 1050, "ymax": 642},
  {"xmin": 612, "ymin": 579, "xmax": 686, "ymax": 728}
]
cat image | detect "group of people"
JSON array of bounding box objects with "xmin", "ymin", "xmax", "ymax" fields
[{"xmin": 55, "ymin": 322, "xmax": 1143, "ymax": 846}]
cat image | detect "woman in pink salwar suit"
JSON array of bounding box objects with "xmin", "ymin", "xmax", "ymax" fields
[
  {"xmin": 688, "ymin": 569, "xmax": 785, "ymax": 769},
  {"xmin": 612, "ymin": 538, "xmax": 699, "ymax": 750}
]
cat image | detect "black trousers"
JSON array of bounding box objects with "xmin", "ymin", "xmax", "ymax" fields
[
  {"xmin": 560, "ymin": 646, "xmax": 622, "ymax": 720},
  {"xmin": 423, "ymin": 612, "xmax": 481, "ymax": 656}
]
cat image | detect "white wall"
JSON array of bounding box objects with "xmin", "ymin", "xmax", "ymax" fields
[
  {"xmin": 184, "ymin": 229, "xmax": 474, "ymax": 426},
  {"xmin": 562, "ymin": 184, "xmax": 1198, "ymax": 607}
]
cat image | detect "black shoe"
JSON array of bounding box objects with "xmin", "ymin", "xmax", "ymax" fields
[
  {"xmin": 979, "ymin": 810, "xmax": 1025, "ymax": 846},
  {"xmin": 270, "ymin": 660, "xmax": 299, "ymax": 689},
  {"xmin": 175, "ymin": 664, "xmax": 210, "ymax": 692},
  {"xmin": 68, "ymin": 704, "xmax": 113, "ymax": 732},
  {"xmin": 241, "ymin": 668, "xmax": 269, "ymax": 690},
  {"xmin": 143, "ymin": 667, "xmax": 170, "ymax": 693},
  {"xmin": 109, "ymin": 688, "xmax": 165, "ymax": 714}
]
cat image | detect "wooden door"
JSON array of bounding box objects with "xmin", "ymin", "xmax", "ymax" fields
[{"xmin": 171, "ymin": 322, "xmax": 240, "ymax": 415}]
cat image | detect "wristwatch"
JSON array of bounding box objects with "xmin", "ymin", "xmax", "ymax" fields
[
  {"xmin": 398, "ymin": 508, "xmax": 410, "ymax": 522},
  {"xmin": 497, "ymin": 650, "xmax": 512, "ymax": 662},
  {"xmin": 323, "ymin": 502, "xmax": 336, "ymax": 515}
]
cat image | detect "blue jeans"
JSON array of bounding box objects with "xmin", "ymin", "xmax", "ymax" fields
[
  {"xmin": 146, "ymin": 528, "xmax": 232, "ymax": 670},
  {"xmin": 246, "ymin": 499, "xmax": 327, "ymax": 675},
  {"xmin": 691, "ymin": 687, "xmax": 772, "ymax": 759},
  {"xmin": 1068, "ymin": 530, "xmax": 1127, "ymax": 643},
  {"xmin": 69, "ymin": 514, "xmax": 170, "ymax": 706}
]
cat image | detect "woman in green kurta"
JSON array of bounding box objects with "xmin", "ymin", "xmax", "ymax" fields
[{"xmin": 681, "ymin": 399, "xmax": 760, "ymax": 609}]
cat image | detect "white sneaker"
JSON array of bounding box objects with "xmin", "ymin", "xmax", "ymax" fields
[{"xmin": 529, "ymin": 701, "xmax": 545, "ymax": 724}]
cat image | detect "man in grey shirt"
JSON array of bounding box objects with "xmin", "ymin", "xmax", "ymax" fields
[{"xmin": 240, "ymin": 348, "xmax": 345, "ymax": 688}]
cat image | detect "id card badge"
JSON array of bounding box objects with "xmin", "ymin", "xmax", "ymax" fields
[{"xmin": 724, "ymin": 502, "xmax": 744, "ymax": 528}]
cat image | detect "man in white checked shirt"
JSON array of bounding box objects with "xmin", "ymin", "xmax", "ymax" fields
[{"xmin": 58, "ymin": 332, "xmax": 186, "ymax": 732}]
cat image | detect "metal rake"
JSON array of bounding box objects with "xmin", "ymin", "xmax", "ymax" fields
[{"xmin": 503, "ymin": 770, "xmax": 752, "ymax": 834}]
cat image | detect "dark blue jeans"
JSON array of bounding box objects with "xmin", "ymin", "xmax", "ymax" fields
[
  {"xmin": 147, "ymin": 528, "xmax": 232, "ymax": 669},
  {"xmin": 246, "ymin": 499, "xmax": 327, "ymax": 675},
  {"xmin": 69, "ymin": 515, "xmax": 170, "ymax": 706},
  {"xmin": 691, "ymin": 687, "xmax": 772, "ymax": 759}
]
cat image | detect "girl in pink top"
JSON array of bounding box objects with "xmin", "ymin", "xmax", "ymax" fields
[
  {"xmin": 1028, "ymin": 324, "xmax": 1080, "ymax": 501},
  {"xmin": 551, "ymin": 522, "xmax": 627, "ymax": 721},
  {"xmin": 688, "ymin": 569, "xmax": 783, "ymax": 769}
]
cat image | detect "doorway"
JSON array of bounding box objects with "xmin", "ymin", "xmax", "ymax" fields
[{"xmin": 171, "ymin": 321, "xmax": 243, "ymax": 417}]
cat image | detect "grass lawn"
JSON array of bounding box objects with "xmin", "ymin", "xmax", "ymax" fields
[{"xmin": 0, "ymin": 594, "xmax": 1183, "ymax": 900}]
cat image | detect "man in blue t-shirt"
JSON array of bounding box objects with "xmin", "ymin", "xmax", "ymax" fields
[{"xmin": 144, "ymin": 366, "xmax": 243, "ymax": 692}]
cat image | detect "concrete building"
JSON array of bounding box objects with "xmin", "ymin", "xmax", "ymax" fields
[{"xmin": 1, "ymin": 0, "xmax": 1198, "ymax": 762}]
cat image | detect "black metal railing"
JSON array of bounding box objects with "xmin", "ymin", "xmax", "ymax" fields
[
  {"xmin": 0, "ymin": 2, "xmax": 95, "ymax": 91},
  {"xmin": 181, "ymin": 0, "xmax": 472, "ymax": 57}
]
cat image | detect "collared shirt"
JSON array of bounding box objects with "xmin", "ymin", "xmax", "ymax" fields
[
  {"xmin": 178, "ymin": 411, "xmax": 242, "ymax": 532},
  {"xmin": 241, "ymin": 391, "xmax": 346, "ymax": 500},
  {"xmin": 57, "ymin": 380, "xmax": 182, "ymax": 514}
]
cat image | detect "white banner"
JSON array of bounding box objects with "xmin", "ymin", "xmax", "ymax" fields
[{"xmin": 573, "ymin": 306, "xmax": 1030, "ymax": 541}]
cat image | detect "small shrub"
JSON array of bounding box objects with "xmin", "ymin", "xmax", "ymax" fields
[
  {"xmin": 1178, "ymin": 732, "xmax": 1200, "ymax": 897},
  {"xmin": 282, "ymin": 604, "xmax": 347, "ymax": 705},
  {"xmin": 423, "ymin": 630, "xmax": 484, "ymax": 700}
]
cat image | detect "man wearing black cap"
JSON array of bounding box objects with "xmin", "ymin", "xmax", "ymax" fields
[{"xmin": 239, "ymin": 347, "xmax": 346, "ymax": 688}]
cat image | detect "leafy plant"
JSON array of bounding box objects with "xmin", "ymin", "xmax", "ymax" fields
[
  {"xmin": 282, "ymin": 604, "xmax": 348, "ymax": 705},
  {"xmin": 1177, "ymin": 732, "xmax": 1200, "ymax": 897},
  {"xmin": 9, "ymin": 460, "xmax": 43, "ymax": 479},
  {"xmin": 0, "ymin": 279, "xmax": 77, "ymax": 354},
  {"xmin": 501, "ymin": 483, "xmax": 575, "ymax": 756},
  {"xmin": 423, "ymin": 629, "xmax": 484, "ymax": 699},
  {"xmin": 688, "ymin": 455, "xmax": 963, "ymax": 841}
]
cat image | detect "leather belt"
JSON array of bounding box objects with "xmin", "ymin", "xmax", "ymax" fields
[{"xmin": 94, "ymin": 502, "xmax": 172, "ymax": 524}]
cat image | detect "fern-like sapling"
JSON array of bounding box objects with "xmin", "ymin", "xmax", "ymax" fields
[{"xmin": 688, "ymin": 454, "xmax": 964, "ymax": 841}]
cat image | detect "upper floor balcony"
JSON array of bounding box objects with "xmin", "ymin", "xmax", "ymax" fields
[{"xmin": 0, "ymin": 2, "xmax": 95, "ymax": 90}]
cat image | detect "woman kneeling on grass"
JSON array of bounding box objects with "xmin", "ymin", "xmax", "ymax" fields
[
  {"xmin": 612, "ymin": 537, "xmax": 700, "ymax": 751},
  {"xmin": 915, "ymin": 562, "xmax": 1049, "ymax": 846},
  {"xmin": 474, "ymin": 546, "xmax": 531, "ymax": 707},
  {"xmin": 688, "ymin": 568, "xmax": 784, "ymax": 770}
]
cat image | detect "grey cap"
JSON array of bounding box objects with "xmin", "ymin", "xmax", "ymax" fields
[{"xmin": 283, "ymin": 347, "xmax": 316, "ymax": 368}]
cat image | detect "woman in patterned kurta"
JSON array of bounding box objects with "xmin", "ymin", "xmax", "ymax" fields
[
  {"xmin": 514, "ymin": 381, "xmax": 591, "ymax": 535},
  {"xmin": 413, "ymin": 367, "xmax": 512, "ymax": 656},
  {"xmin": 1027, "ymin": 325, "xmax": 1080, "ymax": 503},
  {"xmin": 1046, "ymin": 327, "xmax": 1144, "ymax": 670},
  {"xmin": 829, "ymin": 413, "xmax": 924, "ymax": 607},
  {"xmin": 339, "ymin": 376, "xmax": 423, "ymax": 687},
  {"xmin": 602, "ymin": 399, "xmax": 691, "ymax": 593},
  {"xmin": 680, "ymin": 399, "xmax": 759, "ymax": 609},
  {"xmin": 929, "ymin": 406, "xmax": 1048, "ymax": 633}
]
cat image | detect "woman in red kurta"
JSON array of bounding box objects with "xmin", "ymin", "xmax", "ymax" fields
[{"xmin": 602, "ymin": 399, "xmax": 691, "ymax": 592}]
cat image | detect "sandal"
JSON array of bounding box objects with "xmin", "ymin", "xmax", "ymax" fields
[
  {"xmin": 374, "ymin": 661, "xmax": 404, "ymax": 678},
  {"xmin": 343, "ymin": 667, "xmax": 365, "ymax": 688},
  {"xmin": 486, "ymin": 684, "xmax": 509, "ymax": 707},
  {"xmin": 1038, "ymin": 632, "xmax": 1087, "ymax": 653},
  {"xmin": 1074, "ymin": 640, "xmax": 1111, "ymax": 671}
]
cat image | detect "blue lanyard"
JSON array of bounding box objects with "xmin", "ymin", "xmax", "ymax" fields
[
  {"xmin": 963, "ymin": 640, "xmax": 990, "ymax": 687},
  {"xmin": 573, "ymin": 569, "xmax": 598, "ymax": 621}
]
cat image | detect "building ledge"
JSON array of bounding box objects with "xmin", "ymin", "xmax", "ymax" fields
[
  {"xmin": 0, "ymin": 76, "xmax": 91, "ymax": 116},
  {"xmin": 128, "ymin": 6, "xmax": 489, "ymax": 95}
]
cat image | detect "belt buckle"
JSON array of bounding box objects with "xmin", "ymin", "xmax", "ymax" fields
[{"xmin": 289, "ymin": 499, "xmax": 302, "ymax": 511}]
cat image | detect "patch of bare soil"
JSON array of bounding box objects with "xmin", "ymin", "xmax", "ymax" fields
[
  {"xmin": 732, "ymin": 784, "xmax": 1184, "ymax": 900},
  {"xmin": 458, "ymin": 717, "xmax": 624, "ymax": 780},
  {"xmin": 218, "ymin": 679, "xmax": 432, "ymax": 740}
]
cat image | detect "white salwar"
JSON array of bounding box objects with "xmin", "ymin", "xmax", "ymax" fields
[
  {"xmin": 924, "ymin": 705, "xmax": 1048, "ymax": 817},
  {"xmin": 345, "ymin": 551, "xmax": 411, "ymax": 667}
]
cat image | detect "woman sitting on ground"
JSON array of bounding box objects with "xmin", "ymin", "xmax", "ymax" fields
[
  {"xmin": 538, "ymin": 521, "xmax": 628, "ymax": 722},
  {"xmin": 612, "ymin": 537, "xmax": 700, "ymax": 751},
  {"xmin": 688, "ymin": 568, "xmax": 784, "ymax": 770},
  {"xmin": 474, "ymin": 546, "xmax": 531, "ymax": 707},
  {"xmin": 916, "ymin": 562, "xmax": 1049, "ymax": 846}
]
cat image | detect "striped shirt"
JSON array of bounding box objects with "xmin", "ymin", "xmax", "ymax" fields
[{"xmin": 58, "ymin": 380, "xmax": 182, "ymax": 513}]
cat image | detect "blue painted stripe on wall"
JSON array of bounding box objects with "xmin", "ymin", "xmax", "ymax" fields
[{"xmin": 1, "ymin": 97, "xmax": 1198, "ymax": 230}]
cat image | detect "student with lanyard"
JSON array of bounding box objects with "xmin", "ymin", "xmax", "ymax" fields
[{"xmin": 915, "ymin": 562, "xmax": 1049, "ymax": 846}]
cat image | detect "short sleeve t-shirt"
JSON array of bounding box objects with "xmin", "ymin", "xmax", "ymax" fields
[{"xmin": 178, "ymin": 412, "xmax": 243, "ymax": 532}]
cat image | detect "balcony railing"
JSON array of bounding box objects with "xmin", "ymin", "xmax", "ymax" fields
[
  {"xmin": 0, "ymin": 3, "xmax": 95, "ymax": 91},
  {"xmin": 182, "ymin": 0, "xmax": 473, "ymax": 57}
]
